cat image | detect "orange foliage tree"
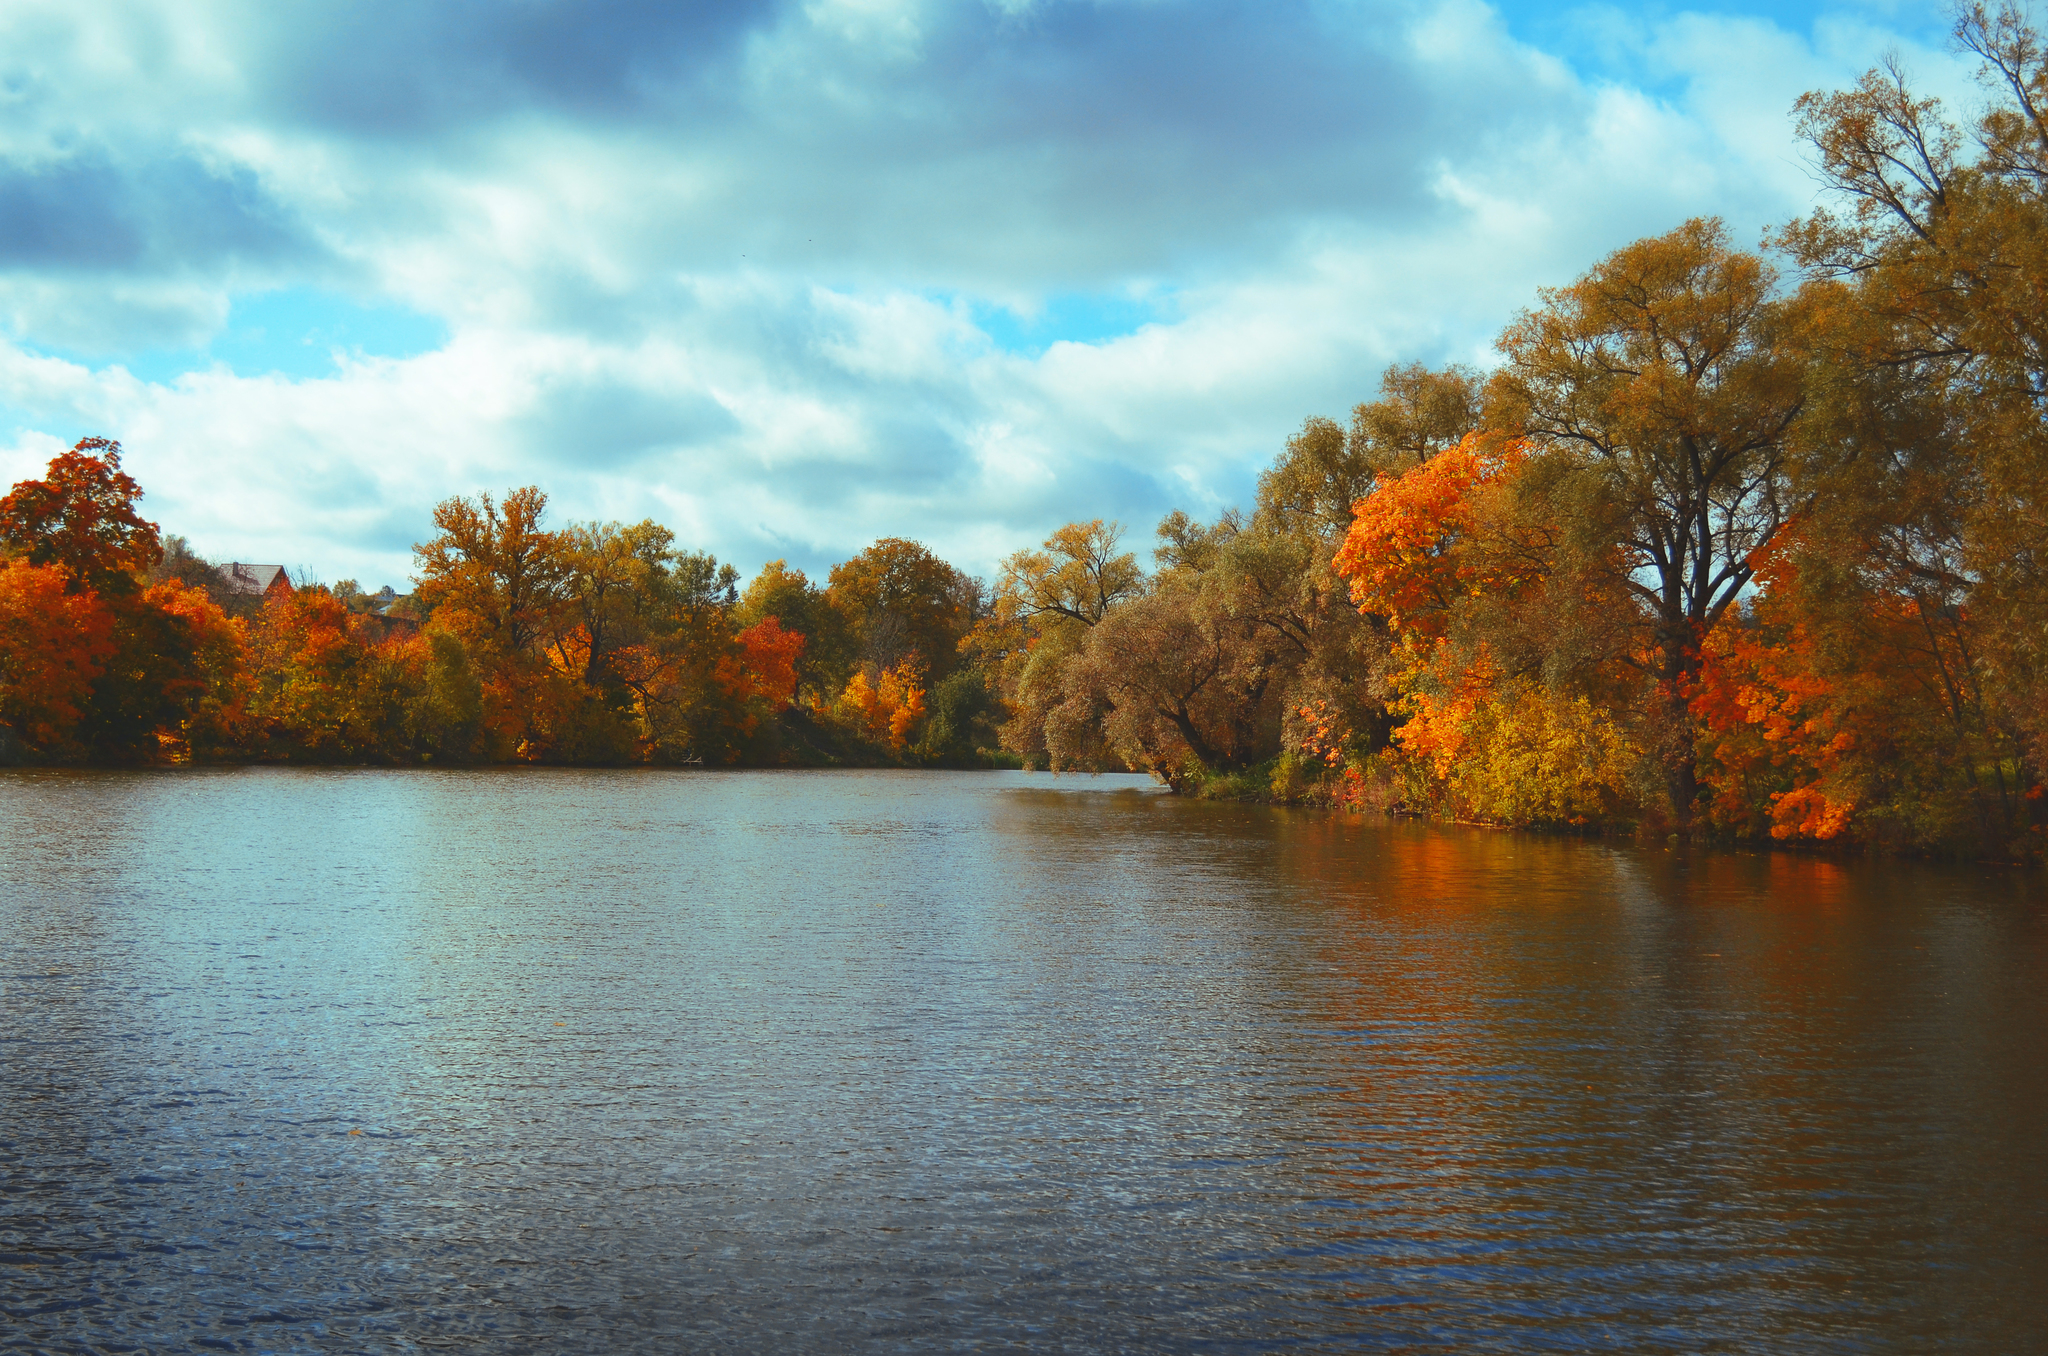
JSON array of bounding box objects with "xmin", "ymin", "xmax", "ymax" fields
[
  {"xmin": 412, "ymin": 487, "xmax": 632, "ymax": 761},
  {"xmin": 245, "ymin": 586, "xmax": 483, "ymax": 762},
  {"xmin": 0, "ymin": 560, "xmax": 116, "ymax": 754},
  {"xmin": 1, "ymin": 439, "xmax": 246, "ymax": 761},
  {"xmin": 140, "ymin": 578, "xmax": 248, "ymax": 758},
  {"xmin": 1331, "ymin": 433, "xmax": 1639, "ymax": 824},
  {"xmin": 0, "ymin": 437, "xmax": 161, "ymax": 595},
  {"xmin": 1689, "ymin": 524, "xmax": 2029, "ymax": 849},
  {"xmin": 1334, "ymin": 434, "xmax": 1523, "ymax": 637},
  {"xmin": 832, "ymin": 658, "xmax": 927, "ymax": 750},
  {"xmin": 248, "ymin": 588, "xmax": 402, "ymax": 759},
  {"xmin": 723, "ymin": 617, "xmax": 804, "ymax": 713}
]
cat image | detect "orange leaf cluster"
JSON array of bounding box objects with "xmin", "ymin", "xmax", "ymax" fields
[
  {"xmin": 835, "ymin": 658, "xmax": 926, "ymax": 750},
  {"xmin": 721, "ymin": 617, "xmax": 804, "ymax": 712},
  {"xmin": 0, "ymin": 559, "xmax": 116, "ymax": 749},
  {"xmin": 1333, "ymin": 434, "xmax": 1532, "ymax": 636}
]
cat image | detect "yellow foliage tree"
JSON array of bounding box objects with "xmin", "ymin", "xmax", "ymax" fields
[
  {"xmin": 1392, "ymin": 644, "xmax": 1638, "ymax": 826},
  {"xmin": 833, "ymin": 659, "xmax": 926, "ymax": 751}
]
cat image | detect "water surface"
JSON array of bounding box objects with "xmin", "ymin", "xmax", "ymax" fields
[{"xmin": 2, "ymin": 768, "xmax": 2044, "ymax": 1352}]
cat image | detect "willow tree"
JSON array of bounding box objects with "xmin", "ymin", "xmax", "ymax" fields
[
  {"xmin": 1249, "ymin": 364, "xmax": 1486, "ymax": 764},
  {"xmin": 1258, "ymin": 364, "xmax": 1482, "ymax": 541},
  {"xmin": 997, "ymin": 519, "xmax": 1143, "ymax": 627},
  {"xmin": 1489, "ymin": 219, "xmax": 1808, "ymax": 831},
  {"xmin": 985, "ymin": 520, "xmax": 1143, "ymax": 768},
  {"xmin": 1770, "ymin": 2, "xmax": 2048, "ymax": 843}
]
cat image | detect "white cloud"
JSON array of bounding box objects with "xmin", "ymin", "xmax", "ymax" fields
[{"xmin": 0, "ymin": 0, "xmax": 1970, "ymax": 587}]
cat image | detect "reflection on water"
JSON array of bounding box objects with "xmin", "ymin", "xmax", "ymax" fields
[{"xmin": 2, "ymin": 768, "xmax": 2042, "ymax": 1353}]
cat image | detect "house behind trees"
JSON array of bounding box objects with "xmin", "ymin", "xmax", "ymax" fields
[{"xmin": 216, "ymin": 564, "xmax": 293, "ymax": 602}]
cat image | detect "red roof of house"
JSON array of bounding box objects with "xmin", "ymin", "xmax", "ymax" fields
[{"xmin": 217, "ymin": 563, "xmax": 292, "ymax": 596}]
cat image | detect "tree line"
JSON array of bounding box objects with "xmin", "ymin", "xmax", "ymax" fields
[
  {"xmin": 984, "ymin": 7, "xmax": 2048, "ymax": 859},
  {"xmin": 2, "ymin": 8, "xmax": 2045, "ymax": 856},
  {"xmin": 0, "ymin": 447, "xmax": 1009, "ymax": 770}
]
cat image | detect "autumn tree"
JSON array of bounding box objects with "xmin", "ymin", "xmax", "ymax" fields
[
  {"xmin": 596, "ymin": 544, "xmax": 755, "ymax": 763},
  {"xmin": 826, "ymin": 538, "xmax": 978, "ymax": 682},
  {"xmin": 554, "ymin": 519, "xmax": 679, "ymax": 686},
  {"xmin": 994, "ymin": 500, "xmax": 1386, "ymax": 784},
  {"xmin": 400, "ymin": 494, "xmax": 758, "ymax": 765},
  {"xmin": 1055, "ymin": 581, "xmax": 1281, "ymax": 784},
  {"xmin": 986, "ymin": 521, "xmax": 1143, "ymax": 765},
  {"xmin": 414, "ymin": 488, "xmax": 573, "ymax": 662},
  {"xmin": 1684, "ymin": 533, "xmax": 2000, "ymax": 848},
  {"xmin": 726, "ymin": 617, "xmax": 804, "ymax": 715},
  {"xmin": 242, "ymin": 585, "xmax": 482, "ymax": 763},
  {"xmin": 830, "ymin": 658, "xmax": 928, "ymax": 751},
  {"xmin": 1772, "ymin": 6, "xmax": 2048, "ymax": 842},
  {"xmin": 1334, "ymin": 435, "xmax": 1642, "ymax": 823},
  {"xmin": 0, "ymin": 560, "xmax": 115, "ymax": 757},
  {"xmin": 1022, "ymin": 512, "xmax": 1311, "ymax": 783},
  {"xmin": 0, "ymin": 442, "xmax": 247, "ymax": 761},
  {"xmin": 0, "ymin": 437, "xmax": 161, "ymax": 595},
  {"xmin": 247, "ymin": 587, "xmax": 393, "ymax": 759},
  {"xmin": 1259, "ymin": 364, "xmax": 1482, "ymax": 539},
  {"xmin": 63, "ymin": 579, "xmax": 240, "ymax": 760},
  {"xmin": 1488, "ymin": 219, "xmax": 1808, "ymax": 831},
  {"xmin": 1218, "ymin": 365, "xmax": 1488, "ymax": 778},
  {"xmin": 138, "ymin": 579, "xmax": 249, "ymax": 759},
  {"xmin": 0, "ymin": 438, "xmax": 154, "ymax": 757},
  {"xmin": 738, "ymin": 559, "xmax": 856, "ymax": 700},
  {"xmin": 997, "ymin": 520, "xmax": 1143, "ymax": 627},
  {"xmin": 413, "ymin": 488, "xmax": 614, "ymax": 759}
]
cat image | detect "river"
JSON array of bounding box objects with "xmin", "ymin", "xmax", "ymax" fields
[{"xmin": 2, "ymin": 768, "xmax": 2043, "ymax": 1352}]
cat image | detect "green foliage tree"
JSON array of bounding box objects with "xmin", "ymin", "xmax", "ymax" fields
[{"xmin": 915, "ymin": 668, "xmax": 1002, "ymax": 765}]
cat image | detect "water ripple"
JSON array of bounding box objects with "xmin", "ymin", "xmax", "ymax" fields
[{"xmin": 1, "ymin": 768, "xmax": 2043, "ymax": 1353}]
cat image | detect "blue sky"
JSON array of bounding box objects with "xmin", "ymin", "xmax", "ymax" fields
[{"xmin": 0, "ymin": 0, "xmax": 1975, "ymax": 587}]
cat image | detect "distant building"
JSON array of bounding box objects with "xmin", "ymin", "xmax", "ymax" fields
[
  {"xmin": 361, "ymin": 586, "xmax": 421, "ymax": 637},
  {"xmin": 216, "ymin": 563, "xmax": 294, "ymax": 600}
]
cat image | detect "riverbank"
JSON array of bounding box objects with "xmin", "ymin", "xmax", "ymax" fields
[{"xmin": 1166, "ymin": 753, "xmax": 2046, "ymax": 865}]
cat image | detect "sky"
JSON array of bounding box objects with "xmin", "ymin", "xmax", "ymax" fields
[{"xmin": 0, "ymin": 0, "xmax": 1979, "ymax": 589}]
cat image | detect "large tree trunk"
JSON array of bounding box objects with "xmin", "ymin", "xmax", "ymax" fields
[
  {"xmin": 1665, "ymin": 743, "xmax": 1698, "ymax": 837},
  {"xmin": 1659, "ymin": 626, "xmax": 1702, "ymax": 836},
  {"xmin": 1163, "ymin": 703, "xmax": 1231, "ymax": 772}
]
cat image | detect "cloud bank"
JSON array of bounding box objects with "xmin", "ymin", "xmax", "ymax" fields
[{"xmin": 0, "ymin": 0, "xmax": 1969, "ymax": 585}]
